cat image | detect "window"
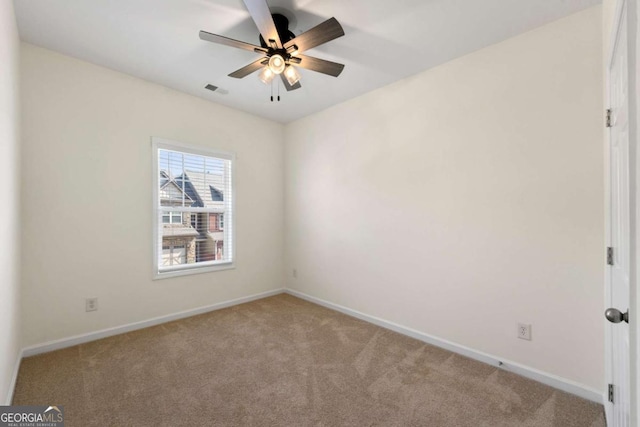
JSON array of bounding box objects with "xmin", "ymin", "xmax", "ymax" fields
[
  {"xmin": 153, "ymin": 138, "xmax": 234, "ymax": 279},
  {"xmin": 162, "ymin": 212, "xmax": 183, "ymax": 224}
]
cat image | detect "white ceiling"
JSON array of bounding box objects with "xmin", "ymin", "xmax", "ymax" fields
[{"xmin": 14, "ymin": 0, "xmax": 600, "ymax": 124}]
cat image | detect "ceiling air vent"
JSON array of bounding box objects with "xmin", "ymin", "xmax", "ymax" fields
[{"xmin": 204, "ymin": 84, "xmax": 218, "ymax": 92}]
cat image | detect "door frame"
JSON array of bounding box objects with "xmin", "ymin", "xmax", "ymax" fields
[{"xmin": 605, "ymin": 0, "xmax": 638, "ymax": 425}]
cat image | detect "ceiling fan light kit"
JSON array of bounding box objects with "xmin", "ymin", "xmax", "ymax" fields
[
  {"xmin": 199, "ymin": 0, "xmax": 345, "ymax": 100},
  {"xmin": 284, "ymin": 65, "xmax": 301, "ymax": 86},
  {"xmin": 268, "ymin": 54, "xmax": 286, "ymax": 74},
  {"xmin": 258, "ymin": 66, "xmax": 276, "ymax": 84}
]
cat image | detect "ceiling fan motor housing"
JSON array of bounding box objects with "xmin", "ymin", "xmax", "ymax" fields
[{"xmin": 259, "ymin": 14, "xmax": 296, "ymax": 48}]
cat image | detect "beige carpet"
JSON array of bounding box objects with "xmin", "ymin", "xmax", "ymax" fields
[{"xmin": 13, "ymin": 294, "xmax": 604, "ymax": 426}]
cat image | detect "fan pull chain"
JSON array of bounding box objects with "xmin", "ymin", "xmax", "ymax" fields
[{"xmin": 268, "ymin": 79, "xmax": 282, "ymax": 103}]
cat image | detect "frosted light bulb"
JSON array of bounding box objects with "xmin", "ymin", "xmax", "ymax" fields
[
  {"xmin": 258, "ymin": 66, "xmax": 275, "ymax": 84},
  {"xmin": 268, "ymin": 55, "xmax": 285, "ymax": 74},
  {"xmin": 284, "ymin": 65, "xmax": 301, "ymax": 86}
]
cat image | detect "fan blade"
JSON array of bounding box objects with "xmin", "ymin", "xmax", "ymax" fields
[
  {"xmin": 199, "ymin": 31, "xmax": 267, "ymax": 53},
  {"xmin": 280, "ymin": 74, "xmax": 302, "ymax": 91},
  {"xmin": 295, "ymin": 54, "xmax": 344, "ymax": 77},
  {"xmin": 284, "ymin": 17, "xmax": 344, "ymax": 54},
  {"xmin": 243, "ymin": 0, "xmax": 282, "ymax": 49},
  {"xmin": 229, "ymin": 58, "xmax": 269, "ymax": 79}
]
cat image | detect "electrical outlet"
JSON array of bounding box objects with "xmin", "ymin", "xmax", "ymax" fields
[
  {"xmin": 292, "ymin": 269, "xmax": 297, "ymax": 278},
  {"xmin": 86, "ymin": 298, "xmax": 98, "ymax": 312},
  {"xmin": 518, "ymin": 323, "xmax": 532, "ymax": 341}
]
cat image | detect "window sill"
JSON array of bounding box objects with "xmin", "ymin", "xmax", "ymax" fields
[{"xmin": 154, "ymin": 262, "xmax": 235, "ymax": 280}]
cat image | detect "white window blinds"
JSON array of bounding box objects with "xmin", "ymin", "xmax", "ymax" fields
[{"xmin": 152, "ymin": 138, "xmax": 234, "ymax": 278}]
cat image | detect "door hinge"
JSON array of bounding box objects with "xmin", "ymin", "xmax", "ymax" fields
[
  {"xmin": 607, "ymin": 247, "xmax": 614, "ymax": 266},
  {"xmin": 608, "ymin": 383, "xmax": 615, "ymax": 403},
  {"xmin": 606, "ymin": 109, "xmax": 612, "ymax": 128}
]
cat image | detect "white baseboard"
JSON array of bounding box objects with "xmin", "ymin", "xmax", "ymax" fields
[
  {"xmin": 5, "ymin": 348, "xmax": 23, "ymax": 405},
  {"xmin": 22, "ymin": 288, "xmax": 285, "ymax": 358},
  {"xmin": 285, "ymin": 289, "xmax": 604, "ymax": 405}
]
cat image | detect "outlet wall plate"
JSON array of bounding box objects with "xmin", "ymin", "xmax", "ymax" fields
[
  {"xmin": 518, "ymin": 323, "xmax": 532, "ymax": 340},
  {"xmin": 86, "ymin": 298, "xmax": 98, "ymax": 312}
]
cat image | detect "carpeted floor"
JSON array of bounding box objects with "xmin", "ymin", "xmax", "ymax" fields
[{"xmin": 13, "ymin": 294, "xmax": 604, "ymax": 426}]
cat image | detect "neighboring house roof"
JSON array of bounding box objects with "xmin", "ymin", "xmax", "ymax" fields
[
  {"xmin": 208, "ymin": 231, "xmax": 224, "ymax": 241},
  {"xmin": 159, "ymin": 170, "xmax": 170, "ymax": 188},
  {"xmin": 175, "ymin": 170, "xmax": 224, "ymax": 208},
  {"xmin": 159, "ymin": 176, "xmax": 194, "ymax": 206},
  {"xmin": 163, "ymin": 227, "xmax": 199, "ymax": 238},
  {"xmin": 159, "ymin": 169, "xmax": 224, "ymax": 210}
]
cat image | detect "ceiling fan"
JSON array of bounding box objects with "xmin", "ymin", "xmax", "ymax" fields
[{"xmin": 199, "ymin": 0, "xmax": 345, "ymax": 93}]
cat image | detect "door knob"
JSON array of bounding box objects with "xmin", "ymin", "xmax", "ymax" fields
[{"xmin": 605, "ymin": 308, "xmax": 629, "ymax": 324}]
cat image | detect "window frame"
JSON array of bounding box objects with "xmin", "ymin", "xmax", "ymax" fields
[{"xmin": 152, "ymin": 137, "xmax": 236, "ymax": 280}]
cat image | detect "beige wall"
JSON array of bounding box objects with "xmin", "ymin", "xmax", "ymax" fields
[
  {"xmin": 284, "ymin": 6, "xmax": 604, "ymax": 391},
  {"xmin": 0, "ymin": 0, "xmax": 21, "ymax": 404},
  {"xmin": 20, "ymin": 44, "xmax": 285, "ymax": 347}
]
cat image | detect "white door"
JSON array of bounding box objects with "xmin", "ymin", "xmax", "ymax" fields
[{"xmin": 606, "ymin": 1, "xmax": 631, "ymax": 425}]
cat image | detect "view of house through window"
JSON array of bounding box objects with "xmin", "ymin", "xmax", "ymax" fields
[{"xmin": 153, "ymin": 139, "xmax": 234, "ymax": 277}]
